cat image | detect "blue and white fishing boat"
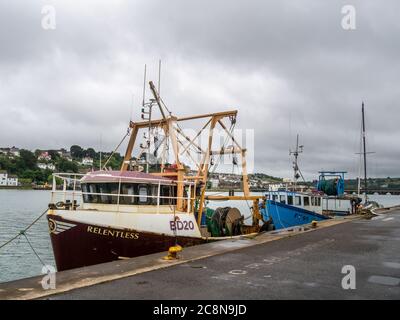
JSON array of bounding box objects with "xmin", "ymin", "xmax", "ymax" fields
[{"xmin": 259, "ymin": 136, "xmax": 361, "ymax": 230}]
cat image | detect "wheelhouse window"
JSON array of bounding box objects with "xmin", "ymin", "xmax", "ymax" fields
[
  {"xmin": 161, "ymin": 185, "xmax": 175, "ymax": 205},
  {"xmin": 120, "ymin": 184, "xmax": 135, "ymax": 205},
  {"xmin": 109, "ymin": 183, "xmax": 119, "ymax": 204},
  {"xmin": 82, "ymin": 184, "xmax": 89, "ymax": 203},
  {"xmin": 89, "ymin": 184, "xmax": 99, "ymax": 203},
  {"xmin": 304, "ymin": 196, "xmax": 310, "ymax": 206},
  {"xmin": 82, "ymin": 182, "xmax": 178, "ymax": 206},
  {"xmin": 295, "ymin": 196, "xmax": 301, "ymax": 206},
  {"xmin": 310, "ymin": 196, "xmax": 321, "ymax": 206},
  {"xmin": 287, "ymin": 195, "xmax": 293, "ymax": 205},
  {"xmin": 98, "ymin": 184, "xmax": 110, "ymax": 204},
  {"xmin": 138, "ymin": 185, "xmax": 149, "ymax": 204},
  {"xmin": 279, "ymin": 195, "xmax": 286, "ymax": 204}
]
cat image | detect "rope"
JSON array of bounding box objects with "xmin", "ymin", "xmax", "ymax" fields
[
  {"xmin": 0, "ymin": 208, "xmax": 48, "ymax": 250},
  {"xmin": 21, "ymin": 232, "xmax": 47, "ymax": 267},
  {"xmin": 102, "ymin": 127, "xmax": 131, "ymax": 170}
]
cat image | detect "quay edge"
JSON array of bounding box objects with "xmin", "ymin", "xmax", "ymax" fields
[{"xmin": 0, "ymin": 215, "xmax": 358, "ymax": 300}]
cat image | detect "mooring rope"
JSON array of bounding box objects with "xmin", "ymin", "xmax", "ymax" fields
[
  {"xmin": 21, "ymin": 232, "xmax": 47, "ymax": 267},
  {"xmin": 0, "ymin": 208, "xmax": 48, "ymax": 251}
]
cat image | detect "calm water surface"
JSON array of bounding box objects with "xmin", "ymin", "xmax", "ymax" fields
[
  {"xmin": 0, "ymin": 190, "xmax": 54, "ymax": 283},
  {"xmin": 0, "ymin": 190, "xmax": 399, "ymax": 283}
]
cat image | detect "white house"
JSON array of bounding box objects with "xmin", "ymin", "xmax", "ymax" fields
[
  {"xmin": 38, "ymin": 151, "xmax": 52, "ymax": 161},
  {"xmin": 0, "ymin": 171, "xmax": 7, "ymax": 186},
  {"xmin": 0, "ymin": 171, "xmax": 19, "ymax": 186},
  {"xmin": 81, "ymin": 157, "xmax": 94, "ymax": 166},
  {"xmin": 9, "ymin": 147, "xmax": 20, "ymax": 157},
  {"xmin": 0, "ymin": 147, "xmax": 20, "ymax": 157},
  {"xmin": 209, "ymin": 178, "xmax": 219, "ymax": 188},
  {"xmin": 268, "ymin": 183, "xmax": 286, "ymax": 192},
  {"xmin": 37, "ymin": 163, "xmax": 56, "ymax": 171}
]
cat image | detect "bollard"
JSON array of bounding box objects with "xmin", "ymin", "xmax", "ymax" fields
[
  {"xmin": 163, "ymin": 245, "xmax": 183, "ymax": 260},
  {"xmin": 311, "ymin": 220, "xmax": 318, "ymax": 228}
]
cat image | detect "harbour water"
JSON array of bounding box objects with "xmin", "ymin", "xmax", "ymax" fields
[
  {"xmin": 0, "ymin": 190, "xmax": 399, "ymax": 283},
  {"xmin": 0, "ymin": 190, "xmax": 54, "ymax": 283}
]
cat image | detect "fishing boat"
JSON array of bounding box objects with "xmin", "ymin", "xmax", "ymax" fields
[
  {"xmin": 47, "ymin": 79, "xmax": 264, "ymax": 271},
  {"xmin": 259, "ymin": 136, "xmax": 361, "ymax": 230}
]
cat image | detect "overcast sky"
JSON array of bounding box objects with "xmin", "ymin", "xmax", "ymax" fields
[{"xmin": 0, "ymin": 0, "xmax": 399, "ymax": 179}]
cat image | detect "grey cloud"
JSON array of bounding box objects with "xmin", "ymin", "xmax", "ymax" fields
[{"xmin": 0, "ymin": 0, "xmax": 399, "ymax": 180}]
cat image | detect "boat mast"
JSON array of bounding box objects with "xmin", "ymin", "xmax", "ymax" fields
[
  {"xmin": 290, "ymin": 134, "xmax": 304, "ymax": 187},
  {"xmin": 362, "ymin": 102, "xmax": 368, "ymax": 204},
  {"xmin": 357, "ymin": 114, "xmax": 362, "ymax": 197}
]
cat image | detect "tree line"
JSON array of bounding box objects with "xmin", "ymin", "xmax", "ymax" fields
[{"xmin": 0, "ymin": 146, "xmax": 123, "ymax": 185}]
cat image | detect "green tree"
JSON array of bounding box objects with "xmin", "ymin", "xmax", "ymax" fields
[
  {"xmin": 57, "ymin": 158, "xmax": 78, "ymax": 173},
  {"xmin": 16, "ymin": 150, "xmax": 37, "ymax": 172},
  {"xmin": 0, "ymin": 155, "xmax": 13, "ymax": 172},
  {"xmin": 85, "ymin": 148, "xmax": 97, "ymax": 159},
  {"xmin": 48, "ymin": 150, "xmax": 60, "ymax": 161},
  {"xmin": 70, "ymin": 145, "xmax": 84, "ymax": 159}
]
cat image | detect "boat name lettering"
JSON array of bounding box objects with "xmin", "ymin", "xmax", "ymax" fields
[
  {"xmin": 87, "ymin": 226, "xmax": 139, "ymax": 239},
  {"xmin": 170, "ymin": 220, "xmax": 195, "ymax": 231}
]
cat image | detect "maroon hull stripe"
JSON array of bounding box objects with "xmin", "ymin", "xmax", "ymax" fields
[{"xmin": 47, "ymin": 215, "xmax": 206, "ymax": 271}]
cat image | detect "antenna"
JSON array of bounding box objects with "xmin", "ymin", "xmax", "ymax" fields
[
  {"xmin": 158, "ymin": 59, "xmax": 162, "ymax": 95},
  {"xmin": 99, "ymin": 134, "xmax": 102, "ymax": 171},
  {"xmin": 130, "ymin": 94, "xmax": 134, "ymax": 122},
  {"xmin": 357, "ymin": 114, "xmax": 362, "ymax": 196},
  {"xmin": 142, "ymin": 64, "xmax": 147, "ymax": 107},
  {"xmin": 289, "ymin": 134, "xmax": 305, "ymax": 185}
]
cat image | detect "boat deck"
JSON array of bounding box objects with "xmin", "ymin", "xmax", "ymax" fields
[{"xmin": 1, "ymin": 210, "xmax": 399, "ymax": 299}]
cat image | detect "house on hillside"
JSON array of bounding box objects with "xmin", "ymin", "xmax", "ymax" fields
[
  {"xmin": 37, "ymin": 163, "xmax": 56, "ymax": 171},
  {"xmin": 209, "ymin": 178, "xmax": 219, "ymax": 189},
  {"xmin": 0, "ymin": 171, "xmax": 19, "ymax": 186},
  {"xmin": 0, "ymin": 147, "xmax": 20, "ymax": 158},
  {"xmin": 56, "ymin": 149, "xmax": 72, "ymax": 161},
  {"xmin": 81, "ymin": 157, "xmax": 94, "ymax": 166},
  {"xmin": 38, "ymin": 151, "xmax": 52, "ymax": 161},
  {"xmin": 9, "ymin": 147, "xmax": 20, "ymax": 157}
]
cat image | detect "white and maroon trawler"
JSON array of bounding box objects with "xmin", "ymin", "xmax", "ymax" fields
[{"xmin": 47, "ymin": 80, "xmax": 264, "ymax": 271}]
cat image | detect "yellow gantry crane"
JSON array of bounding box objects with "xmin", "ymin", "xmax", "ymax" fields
[{"xmin": 121, "ymin": 80, "xmax": 263, "ymax": 228}]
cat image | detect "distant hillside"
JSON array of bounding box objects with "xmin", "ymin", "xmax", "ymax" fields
[
  {"xmin": 344, "ymin": 177, "xmax": 400, "ymax": 190},
  {"xmin": 302, "ymin": 177, "xmax": 400, "ymax": 191}
]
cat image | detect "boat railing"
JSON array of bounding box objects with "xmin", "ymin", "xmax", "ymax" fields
[
  {"xmin": 51, "ymin": 173, "xmax": 84, "ymax": 207},
  {"xmin": 50, "ymin": 172, "xmax": 197, "ymax": 214}
]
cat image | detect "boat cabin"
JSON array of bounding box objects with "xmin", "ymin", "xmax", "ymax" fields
[
  {"xmin": 265, "ymin": 190, "xmax": 323, "ymax": 213},
  {"xmin": 265, "ymin": 189, "xmax": 355, "ymax": 215},
  {"xmin": 52, "ymin": 170, "xmax": 199, "ymax": 213},
  {"xmin": 80, "ymin": 171, "xmax": 179, "ymax": 206}
]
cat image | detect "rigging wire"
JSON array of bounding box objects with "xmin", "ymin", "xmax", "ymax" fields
[
  {"xmin": 102, "ymin": 126, "xmax": 131, "ymax": 170},
  {"xmin": 0, "ymin": 208, "xmax": 48, "ymax": 251}
]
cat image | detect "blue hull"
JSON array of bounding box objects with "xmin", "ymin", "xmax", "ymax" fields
[{"xmin": 262, "ymin": 200, "xmax": 329, "ymax": 230}]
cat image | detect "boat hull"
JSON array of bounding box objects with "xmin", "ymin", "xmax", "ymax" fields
[
  {"xmin": 47, "ymin": 214, "xmax": 205, "ymax": 271},
  {"xmin": 263, "ymin": 200, "xmax": 329, "ymax": 230}
]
